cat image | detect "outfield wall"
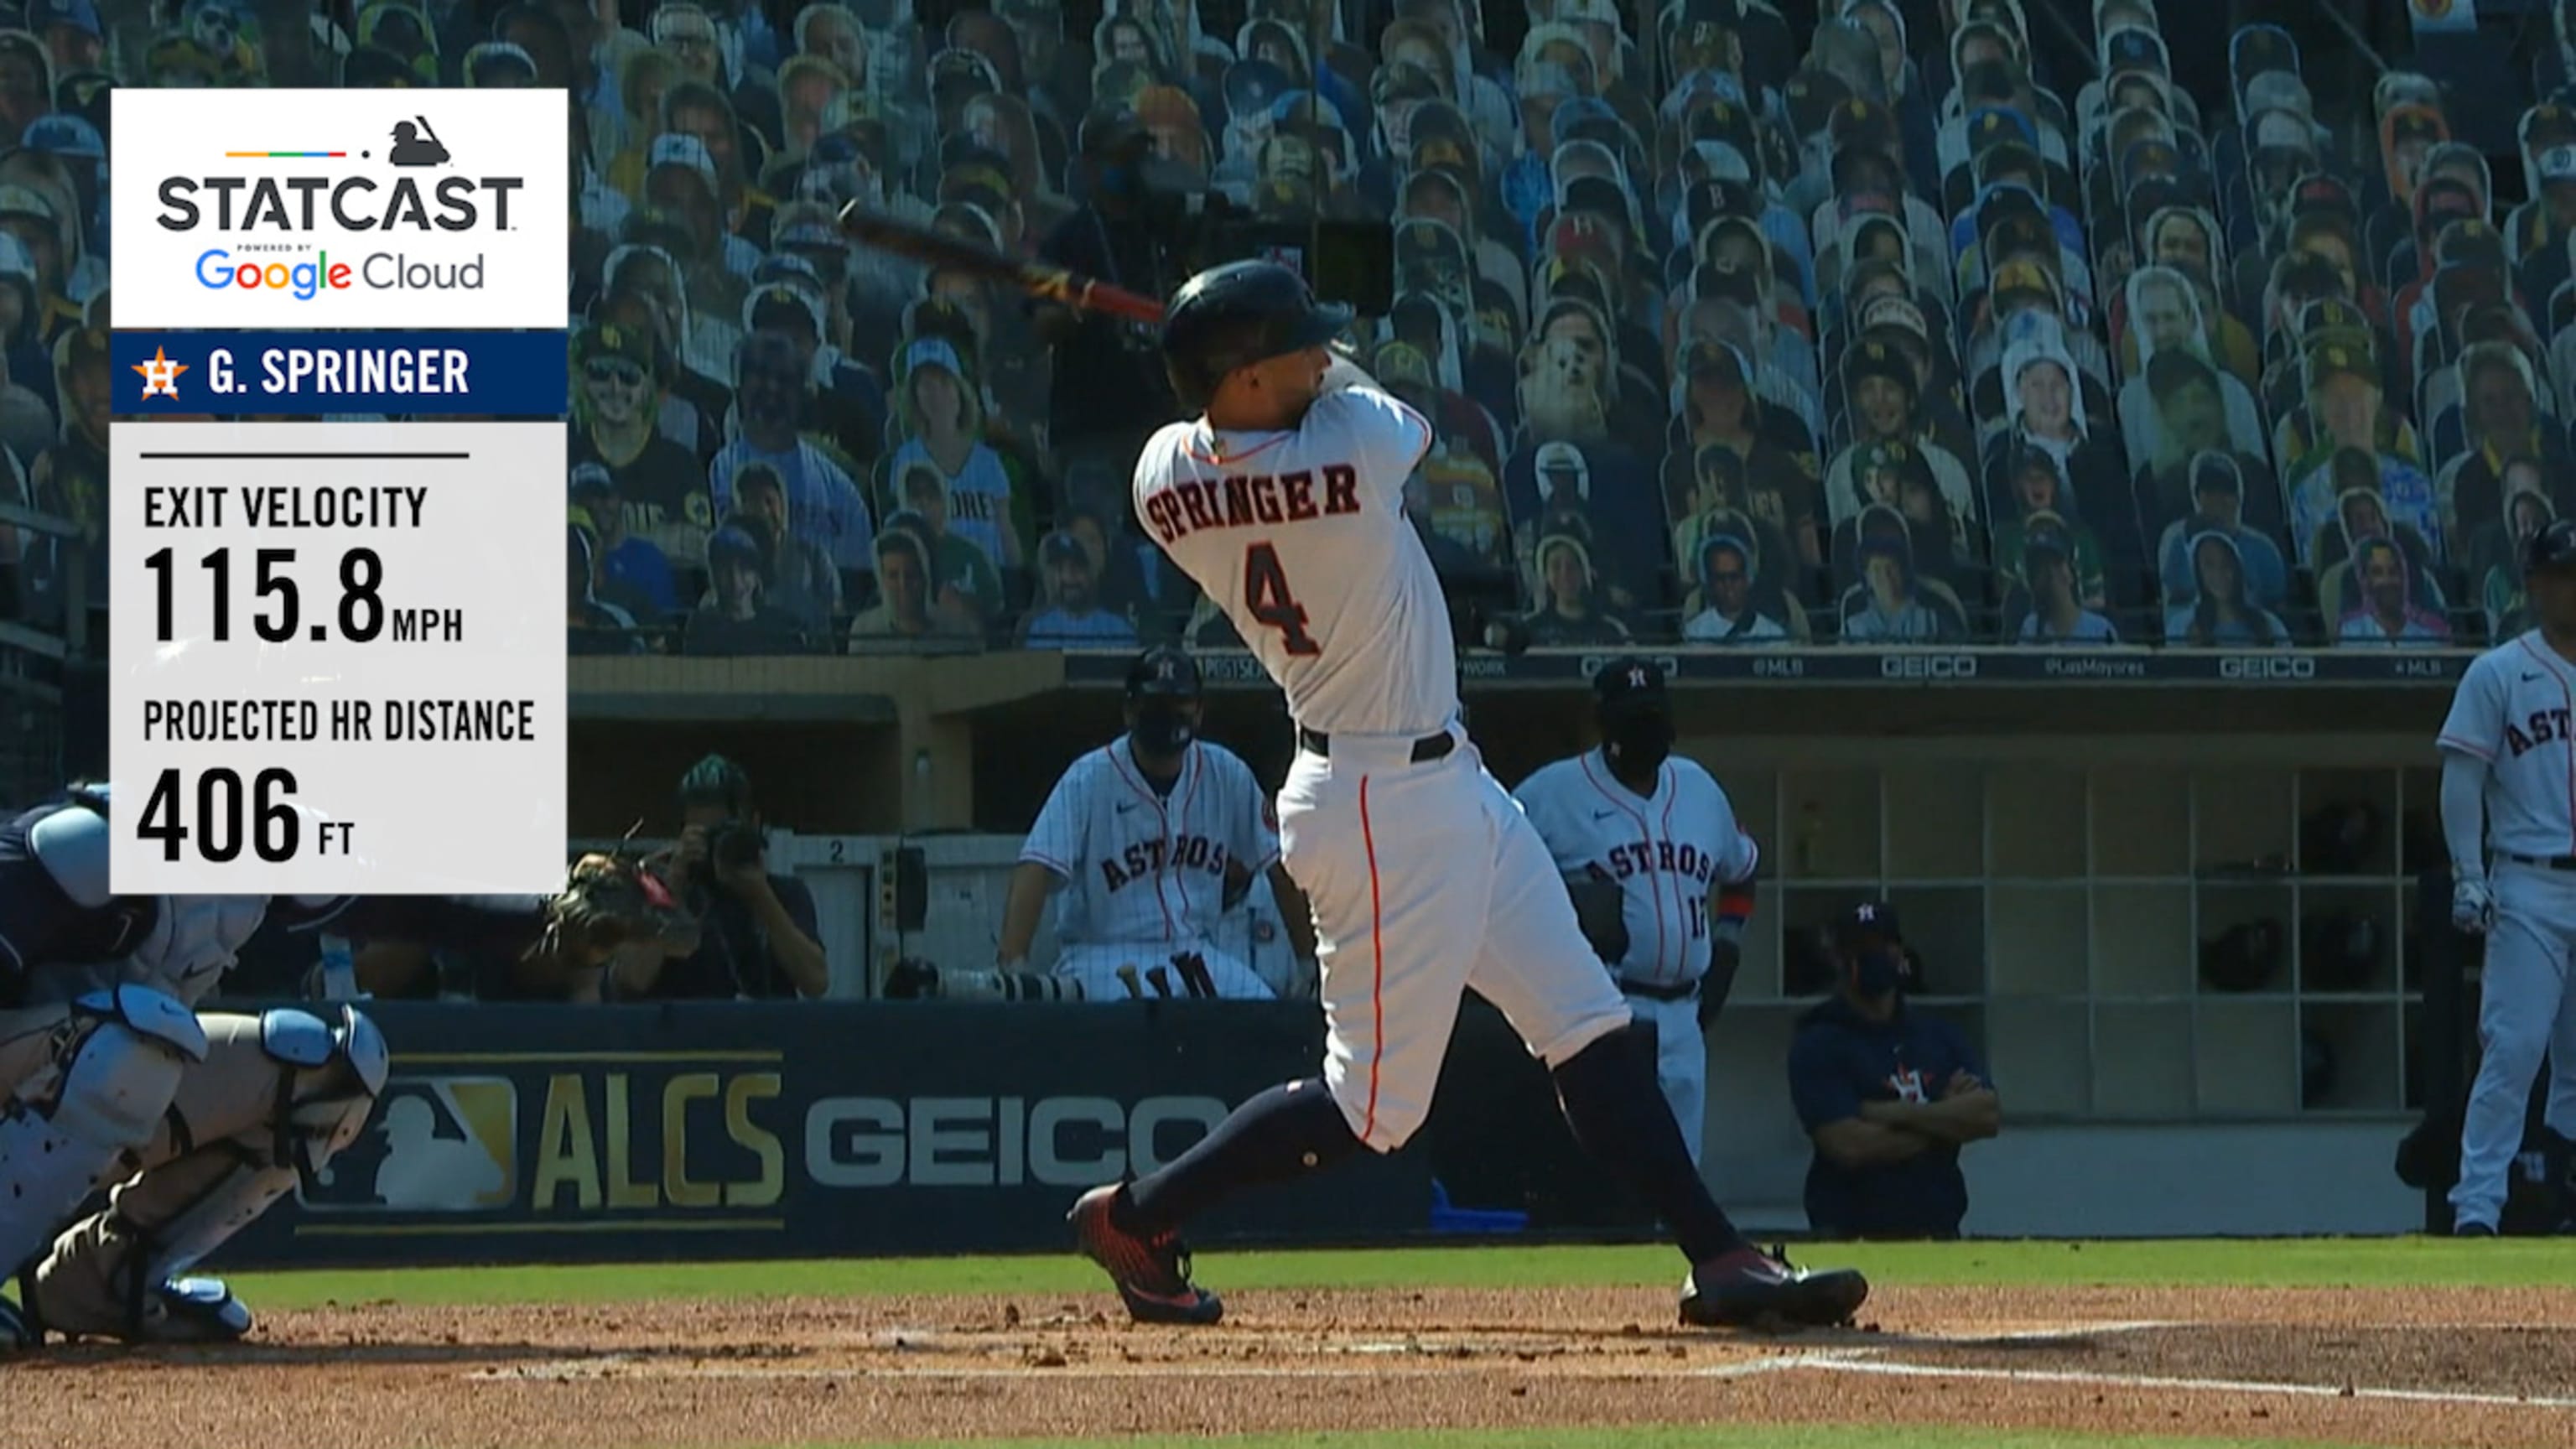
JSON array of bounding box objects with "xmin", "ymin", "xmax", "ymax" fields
[{"xmin": 216, "ymin": 997, "xmax": 2428, "ymax": 1270}]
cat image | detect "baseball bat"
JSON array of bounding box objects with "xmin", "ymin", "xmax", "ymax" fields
[{"xmin": 837, "ymin": 204, "xmax": 1167, "ymax": 326}]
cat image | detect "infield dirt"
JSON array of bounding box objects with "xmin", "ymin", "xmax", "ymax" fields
[{"xmin": 14, "ymin": 1283, "xmax": 2576, "ymax": 1448}]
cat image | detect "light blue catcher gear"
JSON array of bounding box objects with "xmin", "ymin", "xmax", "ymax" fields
[
  {"xmin": 23, "ymin": 1006, "xmax": 387, "ymax": 1345},
  {"xmin": 0, "ymin": 984, "xmax": 207, "ymax": 1294}
]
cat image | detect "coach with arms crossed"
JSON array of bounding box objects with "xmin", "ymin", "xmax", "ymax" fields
[
  {"xmin": 1789, "ymin": 902, "xmax": 2000, "ymax": 1239},
  {"xmin": 1516, "ymin": 658, "xmax": 1758, "ymax": 1164}
]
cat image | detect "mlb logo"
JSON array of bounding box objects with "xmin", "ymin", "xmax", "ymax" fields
[{"xmin": 299, "ymin": 1077, "xmax": 517, "ymax": 1212}]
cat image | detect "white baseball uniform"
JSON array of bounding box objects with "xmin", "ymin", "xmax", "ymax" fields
[
  {"xmin": 1134, "ymin": 377, "xmax": 1631, "ymax": 1150},
  {"xmin": 2434, "ymin": 632, "xmax": 2576, "ymax": 1228},
  {"xmin": 1516, "ymin": 750, "xmax": 1758, "ymax": 1164},
  {"xmin": 1020, "ymin": 735, "xmax": 1280, "ymax": 1000}
]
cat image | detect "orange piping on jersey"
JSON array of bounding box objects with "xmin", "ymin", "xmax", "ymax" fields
[
  {"xmin": 2514, "ymin": 637, "xmax": 2576, "ymax": 856},
  {"xmin": 1358, "ymin": 773, "xmax": 1384, "ymax": 1145}
]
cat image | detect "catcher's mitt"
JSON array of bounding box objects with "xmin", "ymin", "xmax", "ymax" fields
[{"xmin": 543, "ymin": 853, "xmax": 686, "ymax": 963}]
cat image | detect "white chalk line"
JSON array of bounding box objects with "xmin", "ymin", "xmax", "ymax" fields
[
  {"xmin": 1796, "ymin": 1358, "xmax": 2576, "ymax": 1412},
  {"xmin": 465, "ymin": 1320, "xmax": 2182, "ymax": 1388}
]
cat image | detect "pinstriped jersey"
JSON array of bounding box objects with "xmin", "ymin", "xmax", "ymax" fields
[
  {"xmin": 1513, "ymin": 750, "xmax": 1758, "ymax": 987},
  {"xmin": 2437, "ymin": 631, "xmax": 2576, "ymax": 859},
  {"xmin": 1020, "ymin": 736, "xmax": 1280, "ymax": 948},
  {"xmin": 1134, "ymin": 382, "xmax": 1450, "ymax": 738}
]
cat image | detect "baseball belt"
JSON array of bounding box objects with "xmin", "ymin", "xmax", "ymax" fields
[
  {"xmin": 1296, "ymin": 726, "xmax": 1454, "ymax": 763},
  {"xmin": 1620, "ymin": 976, "xmax": 1700, "ymax": 1003},
  {"xmin": 2503, "ymin": 853, "xmax": 2576, "ymax": 871}
]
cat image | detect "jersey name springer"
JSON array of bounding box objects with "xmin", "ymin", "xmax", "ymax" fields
[
  {"xmin": 1102, "ymin": 832, "xmax": 1235, "ymax": 891},
  {"xmin": 1606, "ymin": 838, "xmax": 1725, "ymax": 886},
  {"xmin": 2503, "ymin": 707, "xmax": 2575, "ymax": 757},
  {"xmin": 1143, "ymin": 465, "xmax": 1362, "ymax": 546}
]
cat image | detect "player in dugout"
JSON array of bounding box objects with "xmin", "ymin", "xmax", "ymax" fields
[{"xmin": 1788, "ymin": 901, "xmax": 2002, "ymax": 1240}]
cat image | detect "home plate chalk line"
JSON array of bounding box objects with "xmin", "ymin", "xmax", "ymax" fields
[{"xmin": 459, "ymin": 1319, "xmax": 2576, "ymax": 1411}]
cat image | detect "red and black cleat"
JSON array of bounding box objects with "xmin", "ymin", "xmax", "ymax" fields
[
  {"xmin": 1679, "ymin": 1244, "xmax": 1870, "ymax": 1331},
  {"xmin": 1068, "ymin": 1184, "xmax": 1225, "ymax": 1326}
]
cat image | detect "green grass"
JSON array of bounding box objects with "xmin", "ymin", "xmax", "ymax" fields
[
  {"xmin": 228, "ymin": 1236, "xmax": 2576, "ymax": 1311},
  {"xmin": 797, "ymin": 1430, "xmax": 2383, "ymax": 1449}
]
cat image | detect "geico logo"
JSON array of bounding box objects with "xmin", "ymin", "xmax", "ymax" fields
[
  {"xmin": 1880, "ymin": 653, "xmax": 1978, "ymax": 679},
  {"xmin": 196, "ymin": 250, "xmax": 486, "ymax": 296},
  {"xmin": 156, "ymin": 174, "xmax": 526, "ymax": 232},
  {"xmin": 804, "ymin": 1095, "xmax": 1230, "ymax": 1187},
  {"xmin": 2219, "ymin": 654, "xmax": 2315, "ymax": 679}
]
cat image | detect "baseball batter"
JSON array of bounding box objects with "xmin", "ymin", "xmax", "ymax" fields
[
  {"xmin": 1517, "ymin": 658, "xmax": 1758, "ymax": 1166},
  {"xmin": 1067, "ymin": 259, "xmax": 1867, "ymax": 1330},
  {"xmin": 999, "ymin": 646, "xmax": 1311, "ymax": 1000},
  {"xmin": 2436, "ymin": 517, "xmax": 2576, "ymax": 1235},
  {"xmin": 0, "ymin": 784, "xmax": 661, "ymax": 1345}
]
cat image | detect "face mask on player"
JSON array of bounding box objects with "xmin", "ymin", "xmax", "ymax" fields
[
  {"xmin": 1601, "ymin": 707, "xmax": 1673, "ymax": 775},
  {"xmin": 1852, "ymin": 945, "xmax": 1905, "ymax": 998},
  {"xmin": 1132, "ymin": 702, "xmax": 1197, "ymax": 756}
]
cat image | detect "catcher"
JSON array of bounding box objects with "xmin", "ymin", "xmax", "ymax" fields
[
  {"xmin": 995, "ymin": 647, "xmax": 1312, "ymax": 1000},
  {"xmin": 0, "ymin": 782, "xmax": 672, "ymax": 1347}
]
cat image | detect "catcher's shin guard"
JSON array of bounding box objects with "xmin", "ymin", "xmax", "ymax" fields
[
  {"xmin": 30, "ymin": 1006, "xmax": 384, "ymax": 1343},
  {"xmin": 0, "ymin": 986, "xmax": 204, "ymax": 1282}
]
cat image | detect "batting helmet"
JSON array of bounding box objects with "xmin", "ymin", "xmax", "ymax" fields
[
  {"xmin": 2527, "ymin": 516, "xmax": 2576, "ymax": 576},
  {"xmin": 1161, "ymin": 260, "xmax": 1353, "ymax": 413}
]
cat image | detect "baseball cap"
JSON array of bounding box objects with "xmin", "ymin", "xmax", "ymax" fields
[
  {"xmin": 2526, "ymin": 517, "xmax": 2576, "ymax": 577},
  {"xmin": 2245, "ymin": 70, "xmax": 2311, "ymax": 119},
  {"xmin": 647, "ymin": 132, "xmax": 719, "ymax": 187},
  {"xmin": 1040, "ymin": 529, "xmax": 1088, "ymax": 567},
  {"xmin": 2101, "ymin": 26, "xmax": 2165, "ymax": 75},
  {"xmin": 2191, "ymin": 452, "xmax": 2243, "ymax": 498},
  {"xmin": 21, "ymin": 113, "xmax": 100, "ymax": 160},
  {"xmin": 1836, "ymin": 900, "xmax": 1902, "ymax": 943},
  {"xmin": 569, "ymin": 461, "xmax": 618, "ymax": 501},
  {"xmin": 1535, "ymin": 439, "xmax": 1588, "ymax": 475},
  {"xmin": 575, "ymin": 319, "xmax": 656, "ymax": 372},
  {"xmin": 1592, "ymin": 657, "xmax": 1668, "ymax": 709},
  {"xmin": 1126, "ymin": 646, "xmax": 1202, "ymax": 697},
  {"xmin": 901, "ymin": 335, "xmax": 966, "ymax": 379},
  {"xmin": 2304, "ymin": 340, "xmax": 2376, "ymax": 391},
  {"xmin": 2541, "ymin": 145, "xmax": 2576, "ymax": 186},
  {"xmin": 2387, "ymin": 105, "xmax": 2445, "ymax": 146}
]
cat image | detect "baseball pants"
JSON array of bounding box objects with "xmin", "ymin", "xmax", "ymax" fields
[
  {"xmin": 2452, "ymin": 860, "xmax": 2576, "ymax": 1228},
  {"xmin": 1277, "ymin": 722, "xmax": 1633, "ymax": 1152},
  {"xmin": 1623, "ymin": 990, "xmax": 1709, "ymax": 1167},
  {"xmin": 1052, "ymin": 941, "xmax": 1275, "ymax": 1001}
]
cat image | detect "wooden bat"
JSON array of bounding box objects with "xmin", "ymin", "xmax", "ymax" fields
[{"xmin": 837, "ymin": 204, "xmax": 1167, "ymax": 326}]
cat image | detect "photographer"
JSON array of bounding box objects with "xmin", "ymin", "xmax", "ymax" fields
[{"xmin": 626, "ymin": 753, "xmax": 829, "ymax": 1000}]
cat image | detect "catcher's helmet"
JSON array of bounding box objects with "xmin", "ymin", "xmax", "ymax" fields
[
  {"xmin": 1161, "ymin": 260, "xmax": 1353, "ymax": 413},
  {"xmin": 2527, "ymin": 516, "xmax": 2576, "ymax": 577}
]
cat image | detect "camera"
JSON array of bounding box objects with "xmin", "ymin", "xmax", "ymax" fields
[
  {"xmin": 707, "ymin": 818, "xmax": 765, "ymax": 873},
  {"xmin": 1141, "ymin": 187, "xmax": 1394, "ymax": 317}
]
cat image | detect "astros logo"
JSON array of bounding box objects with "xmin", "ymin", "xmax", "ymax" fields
[{"xmin": 132, "ymin": 346, "xmax": 189, "ymax": 399}]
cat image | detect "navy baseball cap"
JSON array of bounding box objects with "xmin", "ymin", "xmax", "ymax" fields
[
  {"xmin": 2527, "ymin": 517, "xmax": 2576, "ymax": 577},
  {"xmin": 1837, "ymin": 900, "xmax": 1902, "ymax": 943},
  {"xmin": 1127, "ymin": 646, "xmax": 1202, "ymax": 698},
  {"xmin": 1593, "ymin": 657, "xmax": 1669, "ymax": 708}
]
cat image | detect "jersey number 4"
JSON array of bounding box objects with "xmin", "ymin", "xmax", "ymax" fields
[{"xmin": 1245, "ymin": 543, "xmax": 1320, "ymax": 655}]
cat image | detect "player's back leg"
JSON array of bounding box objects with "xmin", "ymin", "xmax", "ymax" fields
[
  {"xmin": 1465, "ymin": 781, "xmax": 1864, "ymax": 1327},
  {"xmin": 1068, "ymin": 740, "xmax": 1497, "ymax": 1323}
]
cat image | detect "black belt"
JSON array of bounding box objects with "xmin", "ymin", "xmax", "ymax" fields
[
  {"xmin": 1296, "ymin": 726, "xmax": 1453, "ymax": 763},
  {"xmin": 1621, "ymin": 977, "xmax": 1700, "ymax": 1003},
  {"xmin": 2505, "ymin": 853, "xmax": 2576, "ymax": 871}
]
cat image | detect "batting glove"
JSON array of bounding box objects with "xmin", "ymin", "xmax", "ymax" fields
[{"xmin": 2451, "ymin": 877, "xmax": 2494, "ymax": 935}]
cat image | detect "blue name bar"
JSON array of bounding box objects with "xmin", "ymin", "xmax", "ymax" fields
[{"xmin": 112, "ymin": 330, "xmax": 568, "ymax": 417}]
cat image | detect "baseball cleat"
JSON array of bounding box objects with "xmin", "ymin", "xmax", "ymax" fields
[
  {"xmin": 2453, "ymin": 1220, "xmax": 2499, "ymax": 1237},
  {"xmin": 1068, "ymin": 1184, "xmax": 1223, "ymax": 1326},
  {"xmin": 1679, "ymin": 1244, "xmax": 1869, "ymax": 1330}
]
